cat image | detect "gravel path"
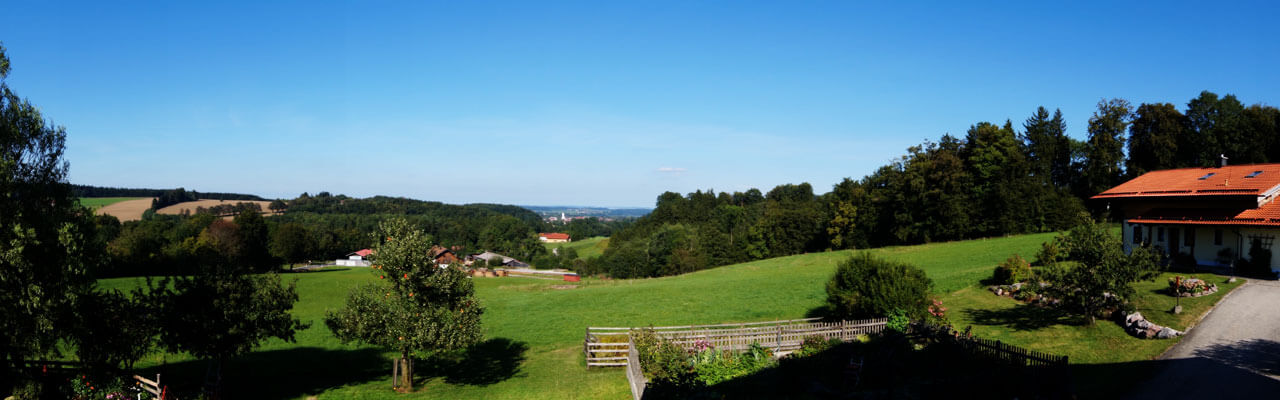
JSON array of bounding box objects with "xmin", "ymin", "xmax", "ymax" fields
[{"xmin": 1130, "ymin": 280, "xmax": 1280, "ymax": 399}]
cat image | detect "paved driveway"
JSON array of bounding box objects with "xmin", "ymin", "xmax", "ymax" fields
[{"xmin": 1130, "ymin": 280, "xmax": 1280, "ymax": 399}]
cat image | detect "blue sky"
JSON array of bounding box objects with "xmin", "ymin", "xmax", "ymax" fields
[{"xmin": 2, "ymin": 1, "xmax": 1278, "ymax": 207}]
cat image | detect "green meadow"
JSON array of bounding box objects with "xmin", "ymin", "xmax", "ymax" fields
[
  {"xmin": 97, "ymin": 231, "xmax": 1240, "ymax": 399},
  {"xmin": 541, "ymin": 236, "xmax": 610, "ymax": 260},
  {"xmin": 78, "ymin": 197, "xmax": 144, "ymax": 209}
]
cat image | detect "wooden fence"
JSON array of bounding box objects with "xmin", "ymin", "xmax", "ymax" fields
[
  {"xmin": 134, "ymin": 374, "xmax": 164, "ymax": 399},
  {"xmin": 959, "ymin": 337, "xmax": 1069, "ymax": 368},
  {"xmin": 585, "ymin": 318, "xmax": 888, "ymax": 368},
  {"xmin": 624, "ymin": 336, "xmax": 647, "ymax": 400}
]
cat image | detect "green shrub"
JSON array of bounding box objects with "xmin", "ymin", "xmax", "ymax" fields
[
  {"xmin": 691, "ymin": 343, "xmax": 775, "ymax": 385},
  {"xmin": 1243, "ymin": 239, "xmax": 1276, "ymax": 278},
  {"xmin": 885, "ymin": 308, "xmax": 910, "ymax": 333},
  {"xmin": 992, "ymin": 254, "xmax": 1032, "ymax": 285},
  {"xmin": 793, "ymin": 335, "xmax": 842, "ymax": 358},
  {"xmin": 825, "ymin": 253, "xmax": 934, "ymax": 320},
  {"xmin": 1036, "ymin": 237, "xmax": 1066, "ymax": 266},
  {"xmin": 631, "ymin": 328, "xmax": 696, "ymax": 387}
]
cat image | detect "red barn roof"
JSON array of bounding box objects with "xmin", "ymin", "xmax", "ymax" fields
[
  {"xmin": 1092, "ymin": 164, "xmax": 1280, "ymax": 200},
  {"xmin": 540, "ymin": 233, "xmax": 570, "ymax": 240}
]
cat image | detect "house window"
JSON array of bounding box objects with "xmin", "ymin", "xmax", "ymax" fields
[
  {"xmin": 1214, "ymin": 229, "xmax": 1223, "ymax": 246},
  {"xmin": 1157, "ymin": 227, "xmax": 1165, "ymax": 242},
  {"xmin": 1185, "ymin": 229, "xmax": 1194, "ymax": 247},
  {"xmin": 1133, "ymin": 225, "xmax": 1142, "ymax": 244}
]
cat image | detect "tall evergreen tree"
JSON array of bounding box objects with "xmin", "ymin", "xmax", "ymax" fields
[
  {"xmin": 1023, "ymin": 107, "xmax": 1073, "ymax": 188},
  {"xmin": 1080, "ymin": 98, "xmax": 1132, "ymax": 198},
  {"xmin": 1127, "ymin": 103, "xmax": 1187, "ymax": 178}
]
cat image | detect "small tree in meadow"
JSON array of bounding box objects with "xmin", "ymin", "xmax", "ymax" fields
[
  {"xmin": 992, "ymin": 254, "xmax": 1032, "ymax": 284},
  {"xmin": 1040, "ymin": 215, "xmax": 1162, "ymax": 324},
  {"xmin": 825, "ymin": 253, "xmax": 934, "ymax": 320},
  {"xmin": 324, "ymin": 218, "xmax": 484, "ymax": 393}
]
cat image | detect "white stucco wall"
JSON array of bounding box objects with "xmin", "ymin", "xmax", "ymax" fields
[{"xmin": 1123, "ymin": 221, "xmax": 1278, "ymax": 272}]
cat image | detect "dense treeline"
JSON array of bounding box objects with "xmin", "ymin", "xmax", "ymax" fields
[
  {"xmin": 94, "ymin": 192, "xmax": 551, "ymax": 277},
  {"xmin": 561, "ymin": 217, "xmax": 633, "ymax": 241},
  {"xmin": 586, "ymin": 91, "xmax": 1280, "ymax": 279},
  {"xmin": 193, "ymin": 201, "xmax": 264, "ymax": 217},
  {"xmin": 72, "ymin": 184, "xmax": 265, "ymax": 202}
]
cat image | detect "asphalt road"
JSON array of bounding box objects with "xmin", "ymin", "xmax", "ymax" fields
[{"xmin": 1129, "ymin": 280, "xmax": 1280, "ymax": 399}]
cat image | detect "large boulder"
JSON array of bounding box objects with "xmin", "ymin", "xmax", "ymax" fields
[
  {"xmin": 1126, "ymin": 312, "xmax": 1144, "ymax": 325},
  {"xmin": 1156, "ymin": 327, "xmax": 1180, "ymax": 339}
]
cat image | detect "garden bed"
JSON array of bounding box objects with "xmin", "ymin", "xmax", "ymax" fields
[{"xmin": 1168, "ymin": 276, "xmax": 1217, "ymax": 298}]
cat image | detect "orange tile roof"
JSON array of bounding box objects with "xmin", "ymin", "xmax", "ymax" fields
[
  {"xmin": 1092, "ymin": 164, "xmax": 1280, "ymax": 199},
  {"xmin": 539, "ymin": 233, "xmax": 570, "ymax": 240},
  {"xmin": 1127, "ymin": 198, "xmax": 1280, "ymax": 227}
]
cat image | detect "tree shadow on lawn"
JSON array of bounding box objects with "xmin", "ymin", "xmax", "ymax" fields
[
  {"xmin": 138, "ymin": 346, "xmax": 387, "ymax": 400},
  {"xmin": 963, "ymin": 303, "xmax": 1080, "ymax": 331},
  {"xmin": 804, "ymin": 304, "xmax": 833, "ymax": 319},
  {"xmin": 417, "ymin": 338, "xmax": 529, "ymax": 386}
]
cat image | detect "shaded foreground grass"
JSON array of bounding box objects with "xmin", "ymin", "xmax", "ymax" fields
[
  {"xmin": 78, "ymin": 197, "xmax": 144, "ymax": 209},
  {"xmin": 946, "ymin": 272, "xmax": 1245, "ymax": 397},
  {"xmin": 96, "ymin": 231, "xmax": 1237, "ymax": 399}
]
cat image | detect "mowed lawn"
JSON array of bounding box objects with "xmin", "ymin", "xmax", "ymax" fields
[
  {"xmin": 97, "ymin": 231, "xmax": 1239, "ymax": 399},
  {"xmin": 79, "ymin": 197, "xmax": 144, "ymax": 209},
  {"xmin": 541, "ymin": 236, "xmax": 610, "ymax": 260}
]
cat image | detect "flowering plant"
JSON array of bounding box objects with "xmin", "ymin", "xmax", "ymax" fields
[{"xmin": 927, "ymin": 298, "xmax": 947, "ymax": 319}]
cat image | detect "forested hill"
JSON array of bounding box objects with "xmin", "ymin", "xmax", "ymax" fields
[
  {"xmin": 72, "ymin": 184, "xmax": 265, "ymax": 201},
  {"xmin": 585, "ymin": 91, "xmax": 1280, "ymax": 280},
  {"xmin": 284, "ymin": 193, "xmax": 544, "ymax": 227},
  {"xmin": 99, "ymin": 192, "xmax": 554, "ymax": 276}
]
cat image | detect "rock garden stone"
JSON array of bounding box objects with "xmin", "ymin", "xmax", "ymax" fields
[{"xmin": 1121, "ymin": 312, "xmax": 1182, "ymax": 339}]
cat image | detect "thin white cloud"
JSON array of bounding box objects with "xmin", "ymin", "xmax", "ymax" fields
[{"xmin": 656, "ymin": 167, "xmax": 687, "ymax": 174}]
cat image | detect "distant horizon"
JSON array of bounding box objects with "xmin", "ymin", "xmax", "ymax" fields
[
  {"xmin": 71, "ymin": 181, "xmax": 657, "ymax": 209},
  {"xmin": 7, "ymin": 1, "xmax": 1278, "ymax": 207}
]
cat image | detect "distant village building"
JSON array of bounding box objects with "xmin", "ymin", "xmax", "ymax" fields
[
  {"xmin": 337, "ymin": 249, "xmax": 373, "ymax": 267},
  {"xmin": 539, "ymin": 232, "xmax": 571, "ymax": 243},
  {"xmin": 1093, "ymin": 162, "xmax": 1280, "ymax": 273},
  {"xmin": 429, "ymin": 245, "xmax": 460, "ymax": 267},
  {"xmin": 467, "ymin": 251, "xmax": 530, "ymax": 268}
]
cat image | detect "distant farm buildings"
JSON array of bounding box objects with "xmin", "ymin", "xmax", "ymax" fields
[
  {"xmin": 467, "ymin": 251, "xmax": 531, "ymax": 268},
  {"xmin": 430, "ymin": 245, "xmax": 461, "ymax": 267},
  {"xmin": 539, "ymin": 232, "xmax": 571, "ymax": 243},
  {"xmin": 337, "ymin": 249, "xmax": 373, "ymax": 267}
]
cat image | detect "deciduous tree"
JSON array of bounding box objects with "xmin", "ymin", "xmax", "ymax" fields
[
  {"xmin": 0, "ymin": 43, "xmax": 102, "ymax": 379},
  {"xmin": 324, "ymin": 218, "xmax": 484, "ymax": 392},
  {"xmin": 1127, "ymin": 103, "xmax": 1186, "ymax": 177},
  {"xmin": 1040, "ymin": 215, "xmax": 1162, "ymax": 324}
]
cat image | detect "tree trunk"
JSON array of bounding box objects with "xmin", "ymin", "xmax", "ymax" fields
[
  {"xmin": 393, "ymin": 352, "xmax": 413, "ymax": 393},
  {"xmin": 205, "ymin": 358, "xmax": 224, "ymax": 399}
]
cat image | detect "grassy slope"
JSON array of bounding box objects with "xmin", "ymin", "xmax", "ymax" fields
[
  {"xmin": 97, "ymin": 231, "xmax": 1240, "ymax": 399},
  {"xmin": 78, "ymin": 197, "xmax": 144, "ymax": 209},
  {"xmin": 541, "ymin": 236, "xmax": 610, "ymax": 260}
]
